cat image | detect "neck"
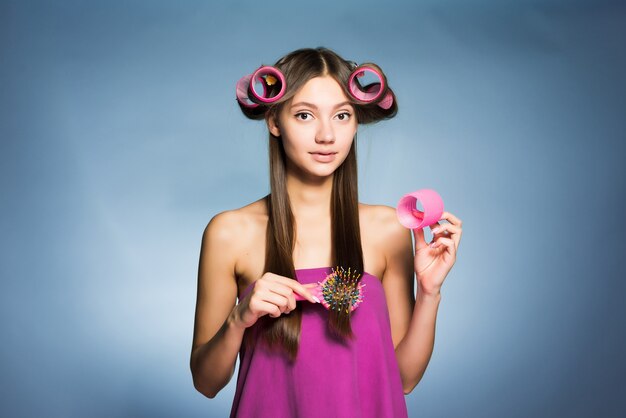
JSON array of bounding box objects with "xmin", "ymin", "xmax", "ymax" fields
[{"xmin": 286, "ymin": 171, "xmax": 334, "ymax": 221}]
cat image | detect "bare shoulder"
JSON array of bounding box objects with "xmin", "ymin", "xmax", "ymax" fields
[
  {"xmin": 359, "ymin": 202, "xmax": 405, "ymax": 240},
  {"xmin": 206, "ymin": 197, "xmax": 266, "ymax": 235},
  {"xmin": 204, "ymin": 196, "xmax": 268, "ymax": 281},
  {"xmin": 359, "ymin": 202, "xmax": 411, "ymax": 274},
  {"xmin": 204, "ymin": 196, "xmax": 268, "ymax": 256}
]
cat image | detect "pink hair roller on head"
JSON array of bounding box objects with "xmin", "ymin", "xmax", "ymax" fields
[
  {"xmin": 396, "ymin": 189, "xmax": 444, "ymax": 230},
  {"xmin": 236, "ymin": 65, "xmax": 286, "ymax": 108},
  {"xmin": 348, "ymin": 65, "xmax": 394, "ymax": 109}
]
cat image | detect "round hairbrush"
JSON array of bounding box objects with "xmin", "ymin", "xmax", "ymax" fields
[{"xmin": 295, "ymin": 266, "xmax": 366, "ymax": 313}]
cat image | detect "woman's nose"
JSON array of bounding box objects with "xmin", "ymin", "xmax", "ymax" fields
[{"xmin": 315, "ymin": 120, "xmax": 335, "ymax": 143}]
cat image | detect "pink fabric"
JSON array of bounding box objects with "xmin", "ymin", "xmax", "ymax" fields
[{"xmin": 229, "ymin": 267, "xmax": 408, "ymax": 418}]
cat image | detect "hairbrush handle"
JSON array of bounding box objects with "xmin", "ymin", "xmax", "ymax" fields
[{"xmin": 294, "ymin": 282, "xmax": 323, "ymax": 302}]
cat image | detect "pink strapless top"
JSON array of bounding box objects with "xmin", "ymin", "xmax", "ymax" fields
[{"xmin": 229, "ymin": 267, "xmax": 408, "ymax": 418}]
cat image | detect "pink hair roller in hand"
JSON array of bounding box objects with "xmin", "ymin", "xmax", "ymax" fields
[
  {"xmin": 348, "ymin": 65, "xmax": 394, "ymax": 109},
  {"xmin": 236, "ymin": 65, "xmax": 286, "ymax": 108},
  {"xmin": 396, "ymin": 189, "xmax": 444, "ymax": 230}
]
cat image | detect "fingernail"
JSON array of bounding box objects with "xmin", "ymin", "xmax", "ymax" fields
[
  {"xmin": 432, "ymin": 227, "xmax": 441, "ymax": 233},
  {"xmin": 429, "ymin": 242, "xmax": 437, "ymax": 248},
  {"xmin": 313, "ymin": 296, "xmax": 321, "ymax": 303}
]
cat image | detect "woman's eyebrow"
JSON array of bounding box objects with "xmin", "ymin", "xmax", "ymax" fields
[{"xmin": 290, "ymin": 101, "xmax": 353, "ymax": 109}]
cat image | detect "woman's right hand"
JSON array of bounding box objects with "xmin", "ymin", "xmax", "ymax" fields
[{"xmin": 233, "ymin": 272, "xmax": 320, "ymax": 329}]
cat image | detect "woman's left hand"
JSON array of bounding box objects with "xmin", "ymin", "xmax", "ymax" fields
[{"xmin": 412, "ymin": 211, "xmax": 463, "ymax": 296}]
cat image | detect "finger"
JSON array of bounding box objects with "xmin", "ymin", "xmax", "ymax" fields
[
  {"xmin": 431, "ymin": 236, "xmax": 456, "ymax": 258},
  {"xmin": 425, "ymin": 222, "xmax": 443, "ymax": 248},
  {"xmin": 440, "ymin": 211, "xmax": 462, "ymax": 227},
  {"xmin": 413, "ymin": 227, "xmax": 428, "ymax": 251},
  {"xmin": 271, "ymin": 282, "xmax": 303, "ymax": 311},
  {"xmin": 287, "ymin": 281, "xmax": 319, "ymax": 304},
  {"xmin": 254, "ymin": 279, "xmax": 297, "ymax": 312},
  {"xmin": 431, "ymin": 223, "xmax": 461, "ymax": 236},
  {"xmin": 437, "ymin": 220, "xmax": 462, "ymax": 248},
  {"xmin": 255, "ymin": 298, "xmax": 287, "ymax": 318},
  {"xmin": 435, "ymin": 213, "xmax": 462, "ymax": 248},
  {"xmin": 294, "ymin": 283, "xmax": 322, "ymax": 305},
  {"xmin": 429, "ymin": 222, "xmax": 442, "ymax": 235},
  {"xmin": 291, "ymin": 282, "xmax": 320, "ymax": 304},
  {"xmin": 268, "ymin": 274, "xmax": 319, "ymax": 304},
  {"xmin": 259, "ymin": 289, "xmax": 294, "ymax": 314},
  {"xmin": 303, "ymin": 283, "xmax": 319, "ymax": 288}
]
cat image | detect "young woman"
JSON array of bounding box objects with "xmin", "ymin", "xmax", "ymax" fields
[{"xmin": 190, "ymin": 47, "xmax": 462, "ymax": 418}]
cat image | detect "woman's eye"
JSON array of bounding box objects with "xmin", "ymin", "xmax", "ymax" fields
[
  {"xmin": 295, "ymin": 112, "xmax": 311, "ymax": 121},
  {"xmin": 295, "ymin": 112, "xmax": 351, "ymax": 121}
]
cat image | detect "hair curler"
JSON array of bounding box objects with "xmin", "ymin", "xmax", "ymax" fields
[
  {"xmin": 396, "ymin": 189, "xmax": 444, "ymax": 230},
  {"xmin": 236, "ymin": 65, "xmax": 286, "ymax": 108},
  {"xmin": 348, "ymin": 65, "xmax": 394, "ymax": 109}
]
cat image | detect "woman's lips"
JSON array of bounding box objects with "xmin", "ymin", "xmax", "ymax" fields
[{"xmin": 310, "ymin": 152, "xmax": 337, "ymax": 163}]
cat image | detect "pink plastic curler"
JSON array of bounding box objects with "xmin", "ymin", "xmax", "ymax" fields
[
  {"xmin": 236, "ymin": 74, "xmax": 258, "ymax": 108},
  {"xmin": 348, "ymin": 65, "xmax": 394, "ymax": 109},
  {"xmin": 236, "ymin": 65, "xmax": 286, "ymax": 108},
  {"xmin": 249, "ymin": 66, "xmax": 286, "ymax": 103},
  {"xmin": 396, "ymin": 189, "xmax": 444, "ymax": 230}
]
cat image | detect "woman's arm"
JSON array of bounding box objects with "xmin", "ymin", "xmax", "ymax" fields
[
  {"xmin": 385, "ymin": 207, "xmax": 462, "ymax": 394},
  {"xmin": 191, "ymin": 308, "xmax": 247, "ymax": 398},
  {"xmin": 394, "ymin": 290, "xmax": 441, "ymax": 394},
  {"xmin": 379, "ymin": 207, "xmax": 442, "ymax": 394},
  {"xmin": 190, "ymin": 212, "xmax": 247, "ymax": 399}
]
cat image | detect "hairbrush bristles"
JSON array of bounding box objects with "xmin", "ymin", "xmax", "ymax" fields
[{"xmin": 318, "ymin": 266, "xmax": 366, "ymax": 313}]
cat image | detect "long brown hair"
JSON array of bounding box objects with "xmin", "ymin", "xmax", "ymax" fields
[{"xmin": 238, "ymin": 46, "xmax": 398, "ymax": 362}]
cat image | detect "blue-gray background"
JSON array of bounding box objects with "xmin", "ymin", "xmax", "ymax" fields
[{"xmin": 1, "ymin": 0, "xmax": 624, "ymax": 417}]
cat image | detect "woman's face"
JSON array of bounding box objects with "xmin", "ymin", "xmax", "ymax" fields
[{"xmin": 267, "ymin": 75, "xmax": 358, "ymax": 180}]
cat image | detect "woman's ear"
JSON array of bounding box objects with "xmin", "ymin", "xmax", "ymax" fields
[{"xmin": 266, "ymin": 113, "xmax": 281, "ymax": 137}]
